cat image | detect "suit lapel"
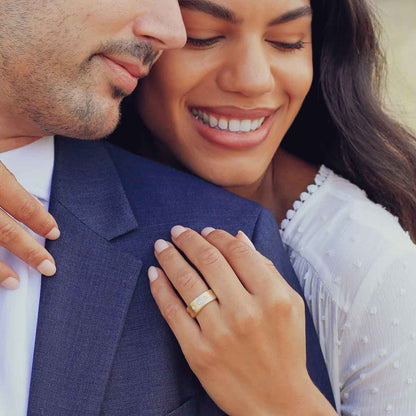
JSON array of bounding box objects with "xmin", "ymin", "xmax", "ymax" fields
[{"xmin": 28, "ymin": 138, "xmax": 142, "ymax": 415}]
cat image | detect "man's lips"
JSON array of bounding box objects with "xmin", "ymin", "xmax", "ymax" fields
[
  {"xmin": 99, "ymin": 55, "xmax": 149, "ymax": 93},
  {"xmin": 103, "ymin": 56, "xmax": 149, "ymax": 79}
]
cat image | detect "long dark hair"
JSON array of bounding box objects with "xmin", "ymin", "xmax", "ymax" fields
[
  {"xmin": 283, "ymin": 0, "xmax": 416, "ymax": 240},
  {"xmin": 111, "ymin": 0, "xmax": 416, "ymax": 241}
]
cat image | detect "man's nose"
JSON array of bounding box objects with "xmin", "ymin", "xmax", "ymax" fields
[{"xmin": 133, "ymin": 0, "xmax": 187, "ymax": 51}]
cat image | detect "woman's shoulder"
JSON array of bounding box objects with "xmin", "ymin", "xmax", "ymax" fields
[
  {"xmin": 281, "ymin": 165, "xmax": 413, "ymax": 253},
  {"xmin": 281, "ymin": 166, "xmax": 415, "ymax": 305},
  {"xmin": 280, "ymin": 167, "xmax": 416, "ymax": 409}
]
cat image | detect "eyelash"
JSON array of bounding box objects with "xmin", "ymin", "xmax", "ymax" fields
[
  {"xmin": 269, "ymin": 40, "xmax": 306, "ymax": 51},
  {"xmin": 186, "ymin": 37, "xmax": 223, "ymax": 47},
  {"xmin": 186, "ymin": 37, "xmax": 306, "ymax": 52}
]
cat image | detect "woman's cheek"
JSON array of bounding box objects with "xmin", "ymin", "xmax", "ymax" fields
[{"xmin": 271, "ymin": 53, "xmax": 313, "ymax": 101}]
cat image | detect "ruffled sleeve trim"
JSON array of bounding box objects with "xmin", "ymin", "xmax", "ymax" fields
[{"xmin": 280, "ymin": 165, "xmax": 333, "ymax": 232}]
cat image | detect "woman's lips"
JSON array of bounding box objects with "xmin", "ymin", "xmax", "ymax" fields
[{"xmin": 189, "ymin": 106, "xmax": 278, "ymax": 150}]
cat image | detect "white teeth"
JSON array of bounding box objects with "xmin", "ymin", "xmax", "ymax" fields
[
  {"xmin": 209, "ymin": 115, "xmax": 218, "ymax": 128},
  {"xmin": 192, "ymin": 109, "xmax": 267, "ymax": 133},
  {"xmin": 229, "ymin": 120, "xmax": 240, "ymax": 132},
  {"xmin": 250, "ymin": 119, "xmax": 260, "ymax": 131},
  {"xmin": 241, "ymin": 120, "xmax": 251, "ymax": 132},
  {"xmin": 218, "ymin": 118, "xmax": 228, "ymax": 130}
]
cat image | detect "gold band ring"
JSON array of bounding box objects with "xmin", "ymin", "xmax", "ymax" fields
[{"xmin": 186, "ymin": 289, "xmax": 217, "ymax": 318}]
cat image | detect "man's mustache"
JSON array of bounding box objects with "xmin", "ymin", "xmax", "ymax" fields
[{"xmin": 95, "ymin": 40, "xmax": 160, "ymax": 67}]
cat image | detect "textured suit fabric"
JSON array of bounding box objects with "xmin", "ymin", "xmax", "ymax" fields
[{"xmin": 27, "ymin": 137, "xmax": 334, "ymax": 415}]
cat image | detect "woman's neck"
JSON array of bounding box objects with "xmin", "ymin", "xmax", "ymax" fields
[{"xmin": 226, "ymin": 149, "xmax": 319, "ymax": 224}]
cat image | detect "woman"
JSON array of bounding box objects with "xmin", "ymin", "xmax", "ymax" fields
[{"xmin": 111, "ymin": 0, "xmax": 416, "ymax": 414}]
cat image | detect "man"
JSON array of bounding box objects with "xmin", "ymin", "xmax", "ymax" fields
[{"xmin": 0, "ymin": 1, "xmax": 334, "ymax": 415}]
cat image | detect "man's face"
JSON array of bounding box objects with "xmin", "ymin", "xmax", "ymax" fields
[{"xmin": 0, "ymin": 0, "xmax": 186, "ymax": 140}]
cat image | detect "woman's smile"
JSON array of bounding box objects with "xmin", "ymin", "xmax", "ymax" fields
[
  {"xmin": 137, "ymin": 0, "xmax": 313, "ymax": 187},
  {"xmin": 189, "ymin": 106, "xmax": 278, "ymax": 150}
]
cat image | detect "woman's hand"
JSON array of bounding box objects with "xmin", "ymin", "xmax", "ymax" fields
[
  {"xmin": 148, "ymin": 226, "xmax": 336, "ymax": 416},
  {"xmin": 0, "ymin": 161, "xmax": 59, "ymax": 289}
]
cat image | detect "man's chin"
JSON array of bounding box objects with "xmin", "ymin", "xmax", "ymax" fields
[
  {"xmin": 75, "ymin": 101, "xmax": 122, "ymax": 140},
  {"xmin": 51, "ymin": 113, "xmax": 120, "ymax": 141}
]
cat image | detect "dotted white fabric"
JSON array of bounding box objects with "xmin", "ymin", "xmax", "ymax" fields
[{"xmin": 280, "ymin": 166, "xmax": 416, "ymax": 415}]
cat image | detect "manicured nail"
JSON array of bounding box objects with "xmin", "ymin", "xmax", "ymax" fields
[
  {"xmin": 2, "ymin": 277, "xmax": 19, "ymax": 290},
  {"xmin": 45, "ymin": 227, "xmax": 60, "ymax": 240},
  {"xmin": 201, "ymin": 227, "xmax": 216, "ymax": 237},
  {"xmin": 237, "ymin": 231, "xmax": 256, "ymax": 250},
  {"xmin": 37, "ymin": 259, "xmax": 57, "ymax": 276},
  {"xmin": 148, "ymin": 266, "xmax": 159, "ymax": 282},
  {"xmin": 171, "ymin": 225, "xmax": 187, "ymax": 239},
  {"xmin": 154, "ymin": 239, "xmax": 170, "ymax": 254}
]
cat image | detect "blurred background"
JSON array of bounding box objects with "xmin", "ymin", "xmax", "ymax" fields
[{"xmin": 376, "ymin": 0, "xmax": 416, "ymax": 132}]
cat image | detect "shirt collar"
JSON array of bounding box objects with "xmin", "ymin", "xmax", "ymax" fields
[{"xmin": 0, "ymin": 137, "xmax": 55, "ymax": 203}]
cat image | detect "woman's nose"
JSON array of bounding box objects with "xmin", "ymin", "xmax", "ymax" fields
[
  {"xmin": 217, "ymin": 41, "xmax": 275, "ymax": 97},
  {"xmin": 133, "ymin": 0, "xmax": 187, "ymax": 52}
]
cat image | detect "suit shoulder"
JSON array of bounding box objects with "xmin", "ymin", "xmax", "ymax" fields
[{"xmin": 104, "ymin": 142, "xmax": 264, "ymax": 220}]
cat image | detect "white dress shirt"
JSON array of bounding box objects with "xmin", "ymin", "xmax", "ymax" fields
[
  {"xmin": 0, "ymin": 137, "xmax": 55, "ymax": 416},
  {"xmin": 281, "ymin": 166, "xmax": 416, "ymax": 415}
]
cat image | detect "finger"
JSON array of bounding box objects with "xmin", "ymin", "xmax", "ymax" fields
[
  {"xmin": 148, "ymin": 266, "xmax": 202, "ymax": 352},
  {"xmin": 0, "ymin": 162, "xmax": 60, "ymax": 239},
  {"xmin": 170, "ymin": 226, "xmax": 247, "ymax": 301},
  {"xmin": 0, "ymin": 209, "xmax": 56, "ymax": 276},
  {"xmin": 201, "ymin": 228, "xmax": 284, "ymax": 295},
  {"xmin": 235, "ymin": 230, "xmax": 256, "ymax": 250},
  {"xmin": 0, "ymin": 262, "xmax": 20, "ymax": 290},
  {"xmin": 154, "ymin": 239, "xmax": 220, "ymax": 325}
]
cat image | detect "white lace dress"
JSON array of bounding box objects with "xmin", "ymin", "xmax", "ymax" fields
[{"xmin": 280, "ymin": 166, "xmax": 416, "ymax": 415}]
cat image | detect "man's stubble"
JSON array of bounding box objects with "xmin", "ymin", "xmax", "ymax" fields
[{"xmin": 0, "ymin": 0, "xmax": 159, "ymax": 140}]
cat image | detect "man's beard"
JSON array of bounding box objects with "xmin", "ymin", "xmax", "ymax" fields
[{"xmin": 3, "ymin": 39, "xmax": 160, "ymax": 140}]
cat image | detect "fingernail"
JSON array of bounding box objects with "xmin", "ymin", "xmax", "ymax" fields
[
  {"xmin": 171, "ymin": 225, "xmax": 187, "ymax": 239},
  {"xmin": 148, "ymin": 266, "xmax": 159, "ymax": 282},
  {"xmin": 37, "ymin": 259, "xmax": 57, "ymax": 276},
  {"xmin": 237, "ymin": 231, "xmax": 256, "ymax": 250},
  {"xmin": 45, "ymin": 227, "xmax": 60, "ymax": 240},
  {"xmin": 2, "ymin": 277, "xmax": 19, "ymax": 290},
  {"xmin": 154, "ymin": 239, "xmax": 170, "ymax": 254},
  {"xmin": 201, "ymin": 227, "xmax": 216, "ymax": 237}
]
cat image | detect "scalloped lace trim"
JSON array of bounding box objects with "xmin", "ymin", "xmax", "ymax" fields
[{"xmin": 280, "ymin": 165, "xmax": 332, "ymax": 232}]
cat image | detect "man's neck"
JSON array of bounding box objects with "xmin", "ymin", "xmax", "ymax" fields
[
  {"xmin": 0, "ymin": 101, "xmax": 44, "ymax": 152},
  {"xmin": 0, "ymin": 137, "xmax": 42, "ymax": 153}
]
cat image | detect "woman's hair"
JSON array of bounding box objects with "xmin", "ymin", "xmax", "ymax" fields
[
  {"xmin": 283, "ymin": 0, "xmax": 416, "ymax": 240},
  {"xmin": 112, "ymin": 0, "xmax": 416, "ymax": 241}
]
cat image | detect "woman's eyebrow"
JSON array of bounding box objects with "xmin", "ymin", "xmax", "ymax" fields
[
  {"xmin": 268, "ymin": 6, "xmax": 313, "ymax": 26},
  {"xmin": 178, "ymin": 0, "xmax": 239, "ymax": 23}
]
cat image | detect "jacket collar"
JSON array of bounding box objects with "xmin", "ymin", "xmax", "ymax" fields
[{"xmin": 51, "ymin": 137, "xmax": 138, "ymax": 240}]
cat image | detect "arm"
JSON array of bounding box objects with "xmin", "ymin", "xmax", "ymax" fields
[
  {"xmin": 338, "ymin": 249, "xmax": 416, "ymax": 415},
  {"xmin": 148, "ymin": 223, "xmax": 337, "ymax": 416},
  {"xmin": 0, "ymin": 161, "xmax": 59, "ymax": 289}
]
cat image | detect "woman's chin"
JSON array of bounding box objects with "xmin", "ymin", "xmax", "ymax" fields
[{"xmin": 196, "ymin": 170, "xmax": 263, "ymax": 191}]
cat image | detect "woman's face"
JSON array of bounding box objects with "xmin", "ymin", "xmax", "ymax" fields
[{"xmin": 137, "ymin": 0, "xmax": 313, "ymax": 188}]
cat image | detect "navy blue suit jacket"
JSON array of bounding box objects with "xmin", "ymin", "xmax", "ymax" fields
[{"xmin": 27, "ymin": 137, "xmax": 334, "ymax": 415}]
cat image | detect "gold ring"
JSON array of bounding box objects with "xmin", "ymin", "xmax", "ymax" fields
[{"xmin": 186, "ymin": 289, "xmax": 217, "ymax": 318}]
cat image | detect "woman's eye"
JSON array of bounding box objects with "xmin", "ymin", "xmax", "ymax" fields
[
  {"xmin": 186, "ymin": 37, "xmax": 223, "ymax": 48},
  {"xmin": 268, "ymin": 40, "xmax": 306, "ymax": 52}
]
